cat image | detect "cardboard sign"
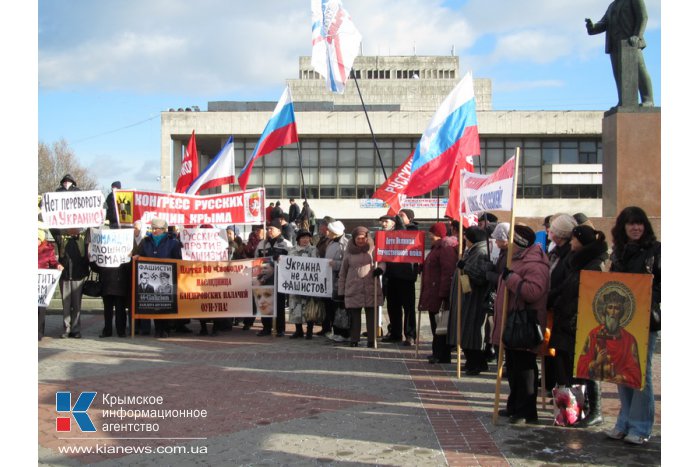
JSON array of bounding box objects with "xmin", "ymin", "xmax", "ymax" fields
[
  {"xmin": 374, "ymin": 230, "xmax": 425, "ymax": 264},
  {"xmin": 38, "ymin": 269, "xmax": 62, "ymax": 307},
  {"xmin": 41, "ymin": 191, "xmax": 106, "ymax": 228},
  {"xmin": 89, "ymin": 228, "xmax": 134, "ymax": 267},
  {"xmin": 277, "ymin": 256, "xmax": 333, "ymax": 298}
]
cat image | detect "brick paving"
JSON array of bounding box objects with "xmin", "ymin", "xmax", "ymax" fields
[{"xmin": 39, "ymin": 298, "xmax": 661, "ymax": 466}]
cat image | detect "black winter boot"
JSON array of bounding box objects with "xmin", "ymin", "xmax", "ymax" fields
[
  {"xmin": 306, "ymin": 322, "xmax": 313, "ymax": 340},
  {"xmin": 575, "ymin": 380, "xmax": 604, "ymax": 427},
  {"xmin": 290, "ymin": 324, "xmax": 304, "ymax": 339}
]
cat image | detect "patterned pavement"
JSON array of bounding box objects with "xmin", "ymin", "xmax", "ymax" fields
[{"xmin": 39, "ymin": 299, "xmax": 661, "ymax": 466}]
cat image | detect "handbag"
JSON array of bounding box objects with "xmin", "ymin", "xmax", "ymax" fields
[
  {"xmin": 459, "ymin": 274, "xmax": 472, "ymax": 294},
  {"xmin": 502, "ymin": 282, "xmax": 544, "ymax": 349},
  {"xmin": 82, "ymin": 270, "xmax": 102, "ymax": 297},
  {"xmin": 435, "ymin": 307, "xmax": 450, "ymax": 335},
  {"xmin": 303, "ymin": 298, "xmax": 325, "ymax": 324},
  {"xmin": 333, "ymin": 306, "xmax": 350, "ymax": 330}
]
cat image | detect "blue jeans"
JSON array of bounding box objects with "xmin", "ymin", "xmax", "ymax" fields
[{"xmin": 614, "ymin": 331, "xmax": 657, "ymax": 438}]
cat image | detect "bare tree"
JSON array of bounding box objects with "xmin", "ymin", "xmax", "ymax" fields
[{"xmin": 38, "ymin": 139, "xmax": 98, "ymax": 194}]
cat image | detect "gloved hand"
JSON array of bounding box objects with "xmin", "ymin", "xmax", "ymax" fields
[
  {"xmin": 373, "ymin": 268, "xmax": 383, "ymax": 277},
  {"xmin": 457, "ymin": 259, "xmax": 466, "ymax": 269},
  {"xmin": 501, "ymin": 267, "xmax": 512, "ymax": 280}
]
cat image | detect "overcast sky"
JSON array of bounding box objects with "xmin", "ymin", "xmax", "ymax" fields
[{"xmin": 37, "ymin": 0, "xmax": 662, "ymax": 191}]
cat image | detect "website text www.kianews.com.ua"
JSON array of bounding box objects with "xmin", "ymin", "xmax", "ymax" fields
[{"xmin": 58, "ymin": 444, "xmax": 208, "ymax": 455}]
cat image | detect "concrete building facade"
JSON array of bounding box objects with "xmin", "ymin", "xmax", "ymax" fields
[{"xmin": 161, "ymin": 55, "xmax": 604, "ymax": 223}]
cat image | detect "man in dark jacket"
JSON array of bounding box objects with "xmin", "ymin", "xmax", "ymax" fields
[
  {"xmin": 379, "ymin": 212, "xmax": 419, "ymax": 345},
  {"xmin": 105, "ymin": 181, "xmax": 121, "ymax": 228},
  {"xmin": 288, "ymin": 198, "xmax": 300, "ymax": 224},
  {"xmin": 57, "ymin": 228, "xmax": 90, "ymax": 338}
]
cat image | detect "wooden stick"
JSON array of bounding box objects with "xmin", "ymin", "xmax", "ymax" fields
[
  {"xmin": 415, "ymin": 308, "xmax": 421, "ymax": 359},
  {"xmin": 457, "ymin": 218, "xmax": 463, "ymax": 379},
  {"xmin": 131, "ymin": 257, "xmax": 136, "ymax": 338},
  {"xmin": 541, "ymin": 353, "xmax": 547, "ymax": 411},
  {"xmin": 492, "ymin": 147, "xmax": 521, "ymax": 425},
  {"xmin": 373, "ymin": 267, "xmax": 378, "ymax": 349}
]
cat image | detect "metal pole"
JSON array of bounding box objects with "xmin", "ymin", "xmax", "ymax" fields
[{"xmin": 353, "ymin": 74, "xmax": 388, "ymax": 181}]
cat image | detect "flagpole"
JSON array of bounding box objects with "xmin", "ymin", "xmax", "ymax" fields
[
  {"xmin": 295, "ymin": 141, "xmax": 308, "ymax": 201},
  {"xmin": 493, "ymin": 147, "xmax": 521, "ymax": 425},
  {"xmin": 457, "ymin": 218, "xmax": 463, "ymax": 379},
  {"xmin": 352, "ymin": 74, "xmax": 388, "ymax": 181}
]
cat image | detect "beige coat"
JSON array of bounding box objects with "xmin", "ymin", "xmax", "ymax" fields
[{"xmin": 338, "ymin": 239, "xmax": 384, "ymax": 309}]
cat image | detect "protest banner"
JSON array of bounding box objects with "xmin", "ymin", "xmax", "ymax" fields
[
  {"xmin": 114, "ymin": 188, "xmax": 265, "ymax": 227},
  {"xmin": 277, "ymin": 256, "xmax": 333, "ymax": 298},
  {"xmin": 180, "ymin": 227, "xmax": 229, "ymax": 261},
  {"xmin": 372, "ymin": 152, "xmax": 413, "ymax": 215},
  {"xmin": 374, "ymin": 230, "xmax": 425, "ymax": 264},
  {"xmin": 574, "ymin": 270, "xmax": 652, "ymax": 390},
  {"xmin": 89, "ymin": 228, "xmax": 134, "ymax": 267},
  {"xmin": 459, "ymin": 156, "xmax": 516, "ymax": 215},
  {"xmin": 132, "ymin": 257, "xmax": 271, "ymax": 320},
  {"xmin": 41, "ymin": 190, "xmax": 106, "ymax": 228},
  {"xmin": 38, "ymin": 269, "xmax": 62, "ymax": 307}
]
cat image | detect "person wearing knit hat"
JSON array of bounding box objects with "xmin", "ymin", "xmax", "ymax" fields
[
  {"xmin": 327, "ymin": 220, "xmax": 345, "ymax": 236},
  {"xmin": 456, "ymin": 226, "xmax": 493, "ymax": 374},
  {"xmin": 398, "ymin": 209, "xmax": 418, "ymax": 230},
  {"xmin": 492, "ymin": 222, "xmax": 511, "ymax": 242},
  {"xmin": 549, "ymin": 222, "xmax": 609, "ymax": 428},
  {"xmin": 513, "ymin": 224, "xmax": 536, "ymax": 248},
  {"xmin": 287, "ymin": 229, "xmax": 318, "ymax": 339},
  {"xmin": 544, "ymin": 214, "xmax": 577, "ymax": 393},
  {"xmin": 320, "ymin": 218, "xmax": 350, "ymax": 339},
  {"xmin": 549, "ymin": 214, "xmax": 577, "ymax": 241},
  {"xmin": 429, "ymin": 222, "xmax": 447, "ymax": 239},
  {"xmin": 492, "ymin": 221, "xmax": 549, "ymax": 424},
  {"xmin": 338, "ymin": 225, "xmax": 382, "ymax": 347},
  {"xmin": 421, "ymin": 222, "xmax": 459, "ymax": 364},
  {"xmin": 573, "ymin": 212, "xmax": 595, "ymax": 228}
]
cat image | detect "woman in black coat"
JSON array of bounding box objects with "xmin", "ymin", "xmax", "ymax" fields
[
  {"xmin": 448, "ymin": 226, "xmax": 492, "ymax": 374},
  {"xmin": 550, "ymin": 225, "xmax": 608, "ymax": 427}
]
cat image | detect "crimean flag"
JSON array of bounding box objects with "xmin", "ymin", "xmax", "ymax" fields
[
  {"xmin": 186, "ymin": 136, "xmax": 236, "ymax": 195},
  {"xmin": 311, "ymin": 0, "xmax": 362, "ymax": 94},
  {"xmin": 238, "ymin": 86, "xmax": 299, "ymax": 191},
  {"xmin": 175, "ymin": 130, "xmax": 199, "ymax": 193},
  {"xmin": 403, "ymin": 72, "xmax": 480, "ymax": 197}
]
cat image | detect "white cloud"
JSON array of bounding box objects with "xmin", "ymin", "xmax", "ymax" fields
[{"xmin": 495, "ymin": 79, "xmax": 564, "ymax": 93}]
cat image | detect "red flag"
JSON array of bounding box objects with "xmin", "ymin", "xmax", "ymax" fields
[
  {"xmin": 175, "ymin": 130, "xmax": 199, "ymax": 193},
  {"xmin": 445, "ymin": 154, "xmax": 478, "ymax": 225},
  {"xmin": 371, "ymin": 151, "xmax": 413, "ymax": 215}
]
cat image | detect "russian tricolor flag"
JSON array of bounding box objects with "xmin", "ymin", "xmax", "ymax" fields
[
  {"xmin": 238, "ymin": 86, "xmax": 299, "ymax": 191},
  {"xmin": 186, "ymin": 136, "xmax": 236, "ymax": 195},
  {"xmin": 403, "ymin": 72, "xmax": 480, "ymax": 197}
]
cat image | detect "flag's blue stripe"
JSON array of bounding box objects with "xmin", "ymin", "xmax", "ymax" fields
[
  {"xmin": 411, "ymin": 98, "xmax": 477, "ymax": 173},
  {"xmin": 239, "ymin": 103, "xmax": 295, "ymax": 176}
]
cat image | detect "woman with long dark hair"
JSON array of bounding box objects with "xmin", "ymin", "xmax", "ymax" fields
[{"xmin": 606, "ymin": 206, "xmax": 660, "ymax": 445}]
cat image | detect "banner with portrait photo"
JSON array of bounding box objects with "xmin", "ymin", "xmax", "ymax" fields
[
  {"xmin": 41, "ymin": 190, "xmax": 106, "ymax": 228},
  {"xmin": 114, "ymin": 188, "xmax": 265, "ymax": 227},
  {"xmin": 374, "ymin": 230, "xmax": 425, "ymax": 264},
  {"xmin": 38, "ymin": 269, "xmax": 62, "ymax": 307},
  {"xmin": 277, "ymin": 256, "xmax": 333, "ymax": 298},
  {"xmin": 89, "ymin": 228, "xmax": 134, "ymax": 267},
  {"xmin": 574, "ymin": 270, "xmax": 652, "ymax": 390},
  {"xmin": 180, "ymin": 227, "xmax": 229, "ymax": 261},
  {"xmin": 132, "ymin": 257, "xmax": 272, "ymax": 320}
]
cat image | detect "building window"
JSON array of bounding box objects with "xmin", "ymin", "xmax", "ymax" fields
[
  {"xmin": 320, "ymin": 187, "xmax": 336, "ymax": 198},
  {"xmin": 339, "ymin": 186, "xmax": 356, "ymax": 198}
]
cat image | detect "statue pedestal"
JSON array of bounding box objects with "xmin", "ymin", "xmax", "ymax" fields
[{"xmin": 602, "ymin": 107, "xmax": 661, "ymax": 217}]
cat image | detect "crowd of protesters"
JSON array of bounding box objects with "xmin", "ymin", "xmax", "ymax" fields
[{"xmin": 39, "ymin": 174, "xmax": 659, "ymax": 445}]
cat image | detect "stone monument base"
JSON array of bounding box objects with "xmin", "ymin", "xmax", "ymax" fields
[{"xmin": 602, "ymin": 107, "xmax": 661, "ymax": 218}]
